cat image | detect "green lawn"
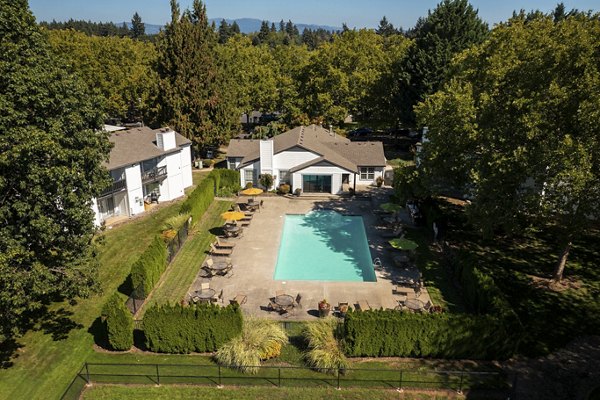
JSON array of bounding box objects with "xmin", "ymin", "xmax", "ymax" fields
[
  {"xmin": 439, "ymin": 199, "xmax": 600, "ymax": 356},
  {"xmin": 81, "ymin": 385, "xmax": 452, "ymax": 400},
  {"xmin": 404, "ymin": 228, "xmax": 465, "ymax": 313},
  {"xmin": 0, "ymin": 201, "xmax": 186, "ymax": 400},
  {"xmin": 138, "ymin": 200, "xmax": 232, "ymax": 316}
]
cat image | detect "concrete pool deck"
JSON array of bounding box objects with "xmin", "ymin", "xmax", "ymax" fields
[{"xmin": 189, "ymin": 189, "xmax": 431, "ymax": 320}]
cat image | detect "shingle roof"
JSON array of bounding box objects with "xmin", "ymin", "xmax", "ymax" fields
[
  {"xmin": 226, "ymin": 124, "xmax": 385, "ymax": 173},
  {"xmin": 105, "ymin": 126, "xmax": 191, "ymax": 170}
]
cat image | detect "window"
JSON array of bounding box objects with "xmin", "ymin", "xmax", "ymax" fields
[
  {"xmin": 360, "ymin": 167, "xmax": 375, "ymax": 180},
  {"xmin": 244, "ymin": 169, "xmax": 254, "ymax": 183},
  {"xmin": 279, "ymin": 170, "xmax": 290, "ymax": 184}
]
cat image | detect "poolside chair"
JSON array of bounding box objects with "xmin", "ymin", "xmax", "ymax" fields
[
  {"xmin": 373, "ymin": 257, "xmax": 383, "ymax": 271},
  {"xmin": 294, "ymin": 293, "xmax": 302, "ymax": 309},
  {"xmin": 240, "ymin": 220, "xmax": 250, "ymax": 227},
  {"xmin": 205, "ymin": 258, "xmax": 214, "ymax": 268},
  {"xmin": 267, "ymin": 301, "xmax": 280, "ymax": 313},
  {"xmin": 198, "ymin": 269, "xmax": 212, "ymax": 279},
  {"xmin": 215, "ymin": 237, "xmax": 235, "ymax": 249},
  {"xmin": 230, "ymin": 293, "xmax": 247, "ymax": 305},
  {"xmin": 212, "ymin": 289, "xmax": 223, "ymax": 303},
  {"xmin": 357, "ymin": 300, "xmax": 371, "ymax": 311},
  {"xmin": 210, "ymin": 243, "xmax": 233, "ymax": 256},
  {"xmin": 423, "ymin": 300, "xmax": 432, "ymax": 313},
  {"xmin": 337, "ymin": 302, "xmax": 349, "ymax": 318},
  {"xmin": 201, "ymin": 282, "xmax": 210, "ymax": 291}
]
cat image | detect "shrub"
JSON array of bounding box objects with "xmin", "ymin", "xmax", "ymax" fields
[
  {"xmin": 376, "ymin": 176, "xmax": 384, "ymax": 187},
  {"xmin": 202, "ymin": 159, "xmax": 214, "ymax": 168},
  {"xmin": 278, "ymin": 184, "xmax": 290, "ymax": 194},
  {"xmin": 303, "ymin": 319, "xmax": 349, "ymax": 375},
  {"xmin": 129, "ymin": 236, "xmax": 167, "ymax": 298},
  {"xmin": 259, "ymin": 173, "xmax": 274, "ymax": 190},
  {"xmin": 245, "ymin": 182, "xmax": 253, "ymax": 189},
  {"xmin": 212, "ymin": 169, "xmax": 240, "ymax": 189},
  {"xmin": 143, "ymin": 303, "xmax": 243, "ymax": 353},
  {"xmin": 343, "ymin": 310, "xmax": 515, "ymax": 359},
  {"xmin": 215, "ymin": 318, "xmax": 288, "ymax": 374},
  {"xmin": 102, "ymin": 293, "xmax": 133, "ymax": 351},
  {"xmin": 392, "ymin": 165, "xmax": 428, "ymax": 203}
]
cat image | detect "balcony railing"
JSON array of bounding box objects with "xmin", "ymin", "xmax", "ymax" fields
[
  {"xmin": 142, "ymin": 166, "xmax": 167, "ymax": 183},
  {"xmin": 99, "ymin": 179, "xmax": 127, "ymax": 197}
]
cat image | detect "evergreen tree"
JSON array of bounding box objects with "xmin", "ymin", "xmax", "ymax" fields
[
  {"xmin": 393, "ymin": 0, "xmax": 488, "ymax": 124},
  {"xmin": 376, "ymin": 16, "xmax": 397, "ymax": 36},
  {"xmin": 270, "ymin": 22, "xmax": 277, "ymax": 32},
  {"xmin": 279, "ymin": 19, "xmax": 285, "ymax": 32},
  {"xmin": 231, "ymin": 20, "xmax": 240, "ymax": 34},
  {"xmin": 258, "ymin": 20, "xmax": 270, "ymax": 42},
  {"xmin": 0, "ymin": 0, "xmax": 111, "ymax": 343},
  {"xmin": 155, "ymin": 0, "xmax": 233, "ymax": 149},
  {"xmin": 218, "ymin": 18, "xmax": 231, "ymax": 43},
  {"xmin": 131, "ymin": 12, "xmax": 145, "ymax": 38}
]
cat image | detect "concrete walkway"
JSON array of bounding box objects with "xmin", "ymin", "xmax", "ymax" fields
[{"xmin": 189, "ymin": 188, "xmax": 430, "ymax": 320}]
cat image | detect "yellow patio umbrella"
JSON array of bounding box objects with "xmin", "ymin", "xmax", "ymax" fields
[
  {"xmin": 220, "ymin": 211, "xmax": 246, "ymax": 221},
  {"xmin": 240, "ymin": 187, "xmax": 263, "ymax": 196}
]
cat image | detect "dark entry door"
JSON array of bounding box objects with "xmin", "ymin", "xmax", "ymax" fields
[{"xmin": 302, "ymin": 175, "xmax": 332, "ymax": 193}]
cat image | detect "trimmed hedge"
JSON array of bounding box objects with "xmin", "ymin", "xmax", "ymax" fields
[
  {"xmin": 180, "ymin": 175, "xmax": 215, "ymax": 226},
  {"xmin": 130, "ymin": 236, "xmax": 167, "ymax": 298},
  {"xmin": 143, "ymin": 303, "xmax": 243, "ymax": 353},
  {"xmin": 343, "ymin": 309, "xmax": 515, "ymax": 359},
  {"xmin": 102, "ymin": 293, "xmax": 134, "ymax": 351},
  {"xmin": 212, "ymin": 169, "xmax": 240, "ymax": 190}
]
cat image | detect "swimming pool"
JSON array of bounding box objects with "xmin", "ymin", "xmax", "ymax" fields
[{"xmin": 274, "ymin": 210, "xmax": 376, "ymax": 282}]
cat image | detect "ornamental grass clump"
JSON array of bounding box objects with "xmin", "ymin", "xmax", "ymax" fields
[
  {"xmin": 215, "ymin": 318, "xmax": 288, "ymax": 374},
  {"xmin": 302, "ymin": 319, "xmax": 349, "ymax": 375},
  {"xmin": 162, "ymin": 214, "xmax": 189, "ymax": 232}
]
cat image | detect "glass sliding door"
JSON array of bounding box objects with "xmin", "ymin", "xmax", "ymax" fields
[{"xmin": 302, "ymin": 175, "xmax": 332, "ymax": 193}]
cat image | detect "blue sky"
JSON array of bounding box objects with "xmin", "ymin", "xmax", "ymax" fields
[{"xmin": 29, "ymin": 0, "xmax": 599, "ymax": 28}]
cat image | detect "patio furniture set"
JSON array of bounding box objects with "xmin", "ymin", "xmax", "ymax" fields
[{"xmin": 267, "ymin": 290, "xmax": 302, "ymax": 318}]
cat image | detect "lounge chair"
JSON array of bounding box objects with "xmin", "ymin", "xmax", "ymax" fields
[
  {"xmin": 230, "ymin": 293, "xmax": 247, "ymax": 305},
  {"xmin": 210, "ymin": 243, "xmax": 233, "ymax": 256},
  {"xmin": 373, "ymin": 258, "xmax": 383, "ymax": 271},
  {"xmin": 215, "ymin": 237, "xmax": 235, "ymax": 249},
  {"xmin": 267, "ymin": 301, "xmax": 280, "ymax": 313},
  {"xmin": 423, "ymin": 300, "xmax": 432, "ymax": 313},
  {"xmin": 212, "ymin": 289, "xmax": 223, "ymax": 303},
  {"xmin": 205, "ymin": 258, "xmax": 214, "ymax": 268},
  {"xmin": 357, "ymin": 300, "xmax": 371, "ymax": 311}
]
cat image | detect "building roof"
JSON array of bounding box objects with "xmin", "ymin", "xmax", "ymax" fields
[
  {"xmin": 226, "ymin": 124, "xmax": 386, "ymax": 173},
  {"xmin": 105, "ymin": 126, "xmax": 191, "ymax": 170}
]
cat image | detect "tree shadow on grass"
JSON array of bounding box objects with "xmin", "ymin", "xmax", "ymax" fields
[
  {"xmin": 88, "ymin": 316, "xmax": 109, "ymax": 349},
  {"xmin": 0, "ymin": 338, "xmax": 23, "ymax": 369},
  {"xmin": 39, "ymin": 308, "xmax": 83, "ymax": 341}
]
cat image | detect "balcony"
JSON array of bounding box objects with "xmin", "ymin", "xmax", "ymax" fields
[
  {"xmin": 99, "ymin": 179, "xmax": 127, "ymax": 197},
  {"xmin": 142, "ymin": 166, "xmax": 167, "ymax": 183}
]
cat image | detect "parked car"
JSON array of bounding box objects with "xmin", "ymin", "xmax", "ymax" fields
[{"xmin": 348, "ymin": 127, "xmax": 373, "ymax": 138}]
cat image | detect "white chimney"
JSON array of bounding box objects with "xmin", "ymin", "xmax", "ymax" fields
[
  {"xmin": 259, "ymin": 140, "xmax": 273, "ymax": 175},
  {"xmin": 156, "ymin": 128, "xmax": 177, "ymax": 151}
]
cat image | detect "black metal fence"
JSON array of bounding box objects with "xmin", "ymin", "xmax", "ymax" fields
[
  {"xmin": 61, "ymin": 361, "xmax": 514, "ymax": 400},
  {"xmin": 125, "ymin": 219, "xmax": 191, "ymax": 314}
]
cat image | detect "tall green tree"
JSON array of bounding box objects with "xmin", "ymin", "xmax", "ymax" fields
[
  {"xmin": 0, "ymin": 0, "xmax": 111, "ymax": 343},
  {"xmin": 416, "ymin": 14, "xmax": 600, "ymax": 281},
  {"xmin": 393, "ymin": 0, "xmax": 488, "ymax": 124},
  {"xmin": 154, "ymin": 0, "xmax": 233, "ymax": 149},
  {"xmin": 47, "ymin": 29, "xmax": 158, "ymax": 122},
  {"xmin": 376, "ymin": 16, "xmax": 397, "ymax": 36},
  {"xmin": 130, "ymin": 11, "xmax": 145, "ymax": 39}
]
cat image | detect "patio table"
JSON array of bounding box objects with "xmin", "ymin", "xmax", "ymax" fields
[
  {"xmin": 274, "ymin": 294, "xmax": 294, "ymax": 309},
  {"xmin": 405, "ymin": 298, "xmax": 424, "ymax": 312},
  {"xmin": 210, "ymin": 261, "xmax": 230, "ymax": 272},
  {"xmin": 193, "ymin": 288, "xmax": 216, "ymax": 301}
]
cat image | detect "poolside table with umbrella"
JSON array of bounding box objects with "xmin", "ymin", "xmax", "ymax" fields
[
  {"xmin": 240, "ymin": 187, "xmax": 263, "ymax": 210},
  {"xmin": 379, "ymin": 202, "xmax": 403, "ymax": 213},
  {"xmin": 221, "ymin": 211, "xmax": 245, "ymax": 237}
]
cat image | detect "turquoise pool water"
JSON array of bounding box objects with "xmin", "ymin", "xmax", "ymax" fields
[{"xmin": 274, "ymin": 210, "xmax": 376, "ymax": 282}]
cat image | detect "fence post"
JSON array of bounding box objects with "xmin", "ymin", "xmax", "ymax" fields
[
  {"xmin": 457, "ymin": 371, "xmax": 464, "ymax": 394},
  {"xmin": 218, "ymin": 365, "xmax": 222, "ymax": 387},
  {"xmin": 278, "ymin": 368, "xmax": 281, "ymax": 387},
  {"xmin": 337, "ymin": 368, "xmax": 341, "ymax": 390},
  {"xmin": 85, "ymin": 362, "xmax": 90, "ymax": 385},
  {"xmin": 156, "ymin": 364, "xmax": 160, "ymax": 386},
  {"xmin": 398, "ymin": 370, "xmax": 403, "ymax": 392}
]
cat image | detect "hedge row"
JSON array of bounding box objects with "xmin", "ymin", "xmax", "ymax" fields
[
  {"xmin": 180, "ymin": 169, "xmax": 240, "ymax": 226},
  {"xmin": 343, "ymin": 309, "xmax": 515, "ymax": 359},
  {"xmin": 143, "ymin": 303, "xmax": 243, "ymax": 353},
  {"xmin": 102, "ymin": 293, "xmax": 134, "ymax": 351},
  {"xmin": 457, "ymin": 263, "xmax": 516, "ymax": 319},
  {"xmin": 130, "ymin": 236, "xmax": 168, "ymax": 299}
]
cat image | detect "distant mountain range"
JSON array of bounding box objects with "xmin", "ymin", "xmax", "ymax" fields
[{"xmin": 123, "ymin": 18, "xmax": 341, "ymax": 35}]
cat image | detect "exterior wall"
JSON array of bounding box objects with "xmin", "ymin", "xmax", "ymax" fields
[
  {"xmin": 295, "ymin": 164, "xmax": 351, "ymax": 194},
  {"xmin": 273, "ymin": 147, "xmax": 319, "ymax": 187},
  {"xmin": 125, "ymin": 164, "xmax": 144, "ymax": 216},
  {"xmin": 259, "ymin": 140, "xmax": 274, "ymax": 175},
  {"xmin": 356, "ymin": 166, "xmax": 384, "ymax": 185},
  {"xmin": 164, "ymin": 151, "xmax": 185, "ymax": 201},
  {"xmin": 180, "ymin": 145, "xmax": 193, "ymax": 189},
  {"xmin": 227, "ymin": 157, "xmax": 242, "ymax": 170},
  {"xmin": 240, "ymin": 161, "xmax": 260, "ymax": 187},
  {"xmin": 91, "ymin": 198, "xmax": 100, "ymax": 226}
]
